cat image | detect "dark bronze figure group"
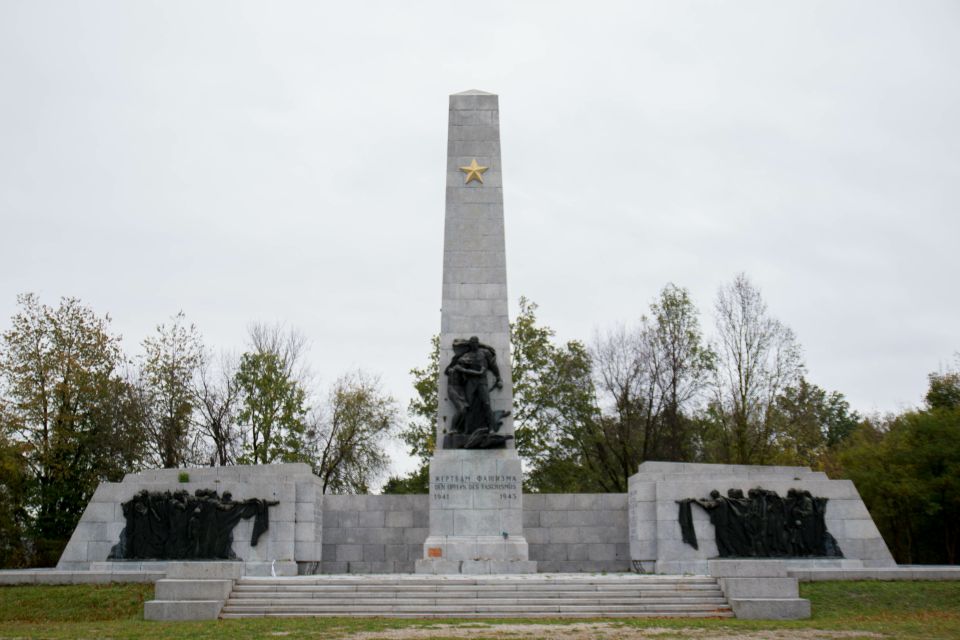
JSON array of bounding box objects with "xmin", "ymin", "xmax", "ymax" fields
[
  {"xmin": 443, "ymin": 336, "xmax": 513, "ymax": 449},
  {"xmin": 108, "ymin": 489, "xmax": 278, "ymax": 560},
  {"xmin": 678, "ymin": 487, "xmax": 843, "ymax": 558}
]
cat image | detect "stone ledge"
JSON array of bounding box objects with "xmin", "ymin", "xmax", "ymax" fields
[
  {"xmin": 0, "ymin": 570, "xmax": 165, "ymax": 585},
  {"xmin": 708, "ymin": 559, "xmax": 787, "ymax": 578},
  {"xmin": 165, "ymin": 561, "xmax": 244, "ymax": 580},
  {"xmin": 790, "ymin": 567, "xmax": 960, "ymax": 581}
]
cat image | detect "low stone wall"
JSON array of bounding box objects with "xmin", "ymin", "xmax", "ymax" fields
[
  {"xmin": 317, "ymin": 493, "xmax": 629, "ymax": 574},
  {"xmin": 524, "ymin": 494, "xmax": 630, "ymax": 573}
]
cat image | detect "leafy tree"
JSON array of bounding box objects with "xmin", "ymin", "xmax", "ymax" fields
[
  {"xmin": 0, "ymin": 294, "xmax": 146, "ymax": 564},
  {"xmin": 705, "ymin": 274, "xmax": 804, "ymax": 464},
  {"xmin": 381, "ymin": 465, "xmax": 430, "ymax": 495},
  {"xmin": 404, "ymin": 336, "xmax": 439, "ymax": 466},
  {"xmin": 0, "ymin": 430, "xmax": 29, "ymax": 567},
  {"xmin": 926, "ymin": 368, "xmax": 960, "ymax": 410},
  {"xmin": 837, "ymin": 368, "xmax": 960, "ymax": 564},
  {"xmin": 385, "ymin": 336, "xmax": 439, "ymax": 494},
  {"xmin": 140, "ymin": 312, "xmax": 203, "ymax": 468},
  {"xmin": 769, "ymin": 378, "xmax": 859, "ymax": 466},
  {"xmin": 645, "ymin": 284, "xmax": 714, "ymax": 461},
  {"xmin": 313, "ymin": 371, "xmax": 399, "ymax": 494},
  {"xmin": 234, "ymin": 351, "xmax": 308, "ymax": 465},
  {"xmin": 512, "ymin": 298, "xmax": 597, "ymax": 468}
]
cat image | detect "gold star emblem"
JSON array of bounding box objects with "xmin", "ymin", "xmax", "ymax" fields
[{"xmin": 459, "ymin": 158, "xmax": 488, "ymax": 184}]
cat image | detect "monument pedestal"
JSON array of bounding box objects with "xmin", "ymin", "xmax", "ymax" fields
[{"xmin": 416, "ymin": 450, "xmax": 536, "ymax": 574}]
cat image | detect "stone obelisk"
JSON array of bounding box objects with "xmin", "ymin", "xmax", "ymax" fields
[{"xmin": 415, "ymin": 90, "xmax": 535, "ymax": 574}]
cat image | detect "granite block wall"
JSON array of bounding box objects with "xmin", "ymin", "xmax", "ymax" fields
[
  {"xmin": 320, "ymin": 495, "xmax": 430, "ymax": 574},
  {"xmin": 524, "ymin": 493, "xmax": 630, "ymax": 573},
  {"xmin": 317, "ymin": 493, "xmax": 630, "ymax": 574}
]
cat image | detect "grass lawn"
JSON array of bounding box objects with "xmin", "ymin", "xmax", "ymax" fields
[{"xmin": 0, "ymin": 580, "xmax": 959, "ymax": 639}]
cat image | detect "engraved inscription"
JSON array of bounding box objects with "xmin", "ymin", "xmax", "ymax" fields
[{"xmin": 432, "ymin": 474, "xmax": 520, "ymax": 503}]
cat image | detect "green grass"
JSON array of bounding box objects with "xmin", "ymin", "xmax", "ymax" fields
[{"xmin": 0, "ymin": 581, "xmax": 958, "ymax": 639}]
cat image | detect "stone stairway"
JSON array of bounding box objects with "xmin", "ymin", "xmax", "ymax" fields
[{"xmin": 220, "ymin": 573, "xmax": 733, "ymax": 618}]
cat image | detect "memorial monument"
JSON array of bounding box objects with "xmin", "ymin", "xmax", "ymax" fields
[
  {"xmin": 55, "ymin": 91, "xmax": 896, "ymax": 597},
  {"xmin": 415, "ymin": 90, "xmax": 535, "ymax": 574}
]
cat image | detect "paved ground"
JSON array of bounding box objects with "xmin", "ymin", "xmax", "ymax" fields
[{"xmin": 342, "ymin": 624, "xmax": 885, "ymax": 639}]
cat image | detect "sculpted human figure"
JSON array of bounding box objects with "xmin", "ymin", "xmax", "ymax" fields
[
  {"xmin": 696, "ymin": 490, "xmax": 736, "ymax": 556},
  {"xmin": 445, "ymin": 337, "xmax": 508, "ymax": 435},
  {"xmin": 109, "ymin": 489, "xmax": 278, "ymax": 560},
  {"xmin": 685, "ymin": 486, "xmax": 843, "ymax": 559}
]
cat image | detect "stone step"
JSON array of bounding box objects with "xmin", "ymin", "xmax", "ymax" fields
[
  {"xmin": 222, "ymin": 574, "xmax": 731, "ymax": 619},
  {"xmin": 236, "ymin": 576, "xmax": 717, "ymax": 586},
  {"xmin": 221, "ymin": 611, "xmax": 735, "ymax": 619},
  {"xmin": 221, "ymin": 603, "xmax": 732, "ymax": 614},
  {"xmin": 228, "ymin": 591, "xmax": 723, "ymax": 601},
  {"xmin": 232, "ymin": 582, "xmax": 720, "ymax": 591},
  {"xmin": 231, "ymin": 587, "xmax": 722, "ymax": 596},
  {"xmin": 226, "ymin": 596, "xmax": 728, "ymax": 607}
]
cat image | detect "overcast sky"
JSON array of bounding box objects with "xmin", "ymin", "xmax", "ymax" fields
[{"xmin": 1, "ymin": 1, "xmax": 958, "ymax": 478}]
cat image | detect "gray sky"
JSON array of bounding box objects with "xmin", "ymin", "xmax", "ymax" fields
[{"xmin": 1, "ymin": 1, "xmax": 958, "ymax": 478}]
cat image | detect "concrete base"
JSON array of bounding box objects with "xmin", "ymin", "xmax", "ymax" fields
[
  {"xmin": 143, "ymin": 562, "xmax": 242, "ymax": 621},
  {"xmin": 155, "ymin": 579, "xmax": 233, "ymax": 601},
  {"xmin": 422, "ymin": 450, "xmax": 534, "ymax": 574},
  {"xmin": 720, "ymin": 576, "xmax": 799, "ymax": 599},
  {"xmin": 730, "ymin": 597, "xmax": 811, "ymax": 619},
  {"xmin": 144, "ymin": 600, "xmax": 224, "ymax": 621},
  {"xmin": 414, "ymin": 559, "xmax": 538, "ymax": 574},
  {"xmin": 709, "ymin": 559, "xmax": 809, "ymax": 619}
]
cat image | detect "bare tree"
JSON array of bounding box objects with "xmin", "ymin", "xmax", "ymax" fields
[
  {"xmin": 709, "ymin": 273, "xmax": 803, "ymax": 464},
  {"xmin": 591, "ymin": 323, "xmax": 657, "ymax": 484},
  {"xmin": 193, "ymin": 350, "xmax": 240, "ymax": 466},
  {"xmin": 247, "ymin": 322, "xmax": 310, "ymax": 383},
  {"xmin": 588, "ymin": 284, "xmax": 713, "ymax": 483}
]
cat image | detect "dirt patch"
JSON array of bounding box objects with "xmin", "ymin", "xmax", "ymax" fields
[{"xmin": 345, "ymin": 623, "xmax": 886, "ymax": 640}]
